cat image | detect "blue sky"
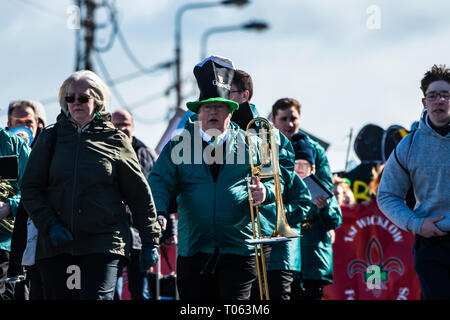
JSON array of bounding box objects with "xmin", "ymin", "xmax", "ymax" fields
[{"xmin": 1, "ymin": 0, "xmax": 449, "ymax": 172}]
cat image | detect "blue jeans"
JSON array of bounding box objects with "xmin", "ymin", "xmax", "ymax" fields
[
  {"xmin": 38, "ymin": 253, "xmax": 124, "ymax": 300},
  {"xmin": 116, "ymin": 249, "xmax": 150, "ymax": 300}
]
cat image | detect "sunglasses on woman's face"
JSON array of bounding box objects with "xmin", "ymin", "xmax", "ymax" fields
[{"xmin": 65, "ymin": 95, "xmax": 93, "ymax": 104}]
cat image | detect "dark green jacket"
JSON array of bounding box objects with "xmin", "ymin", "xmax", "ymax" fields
[
  {"xmin": 0, "ymin": 129, "xmax": 30, "ymax": 251},
  {"xmin": 296, "ymin": 129, "xmax": 342, "ymax": 282},
  {"xmin": 300, "ymin": 196, "xmax": 342, "ymax": 283},
  {"xmin": 149, "ymin": 120, "xmax": 275, "ymax": 257},
  {"xmin": 302, "ymin": 130, "xmax": 334, "ymax": 192},
  {"xmin": 267, "ymin": 172, "xmax": 311, "ymax": 272},
  {"xmin": 20, "ymin": 112, "xmax": 160, "ymax": 260}
]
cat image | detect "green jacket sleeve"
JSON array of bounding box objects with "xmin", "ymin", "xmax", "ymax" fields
[
  {"xmin": 4, "ymin": 134, "xmax": 30, "ymax": 218},
  {"xmin": 284, "ymin": 173, "xmax": 312, "ymax": 226},
  {"xmin": 116, "ymin": 135, "xmax": 161, "ymax": 245},
  {"xmin": 148, "ymin": 141, "xmax": 179, "ymax": 214},
  {"xmin": 310, "ymin": 139, "xmax": 334, "ymax": 193},
  {"xmin": 311, "ymin": 196, "xmax": 342, "ymax": 231}
]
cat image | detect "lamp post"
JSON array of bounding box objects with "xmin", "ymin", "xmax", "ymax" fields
[
  {"xmin": 156, "ymin": 0, "xmax": 250, "ymax": 153},
  {"xmin": 200, "ymin": 20, "xmax": 269, "ymax": 59},
  {"xmin": 174, "ymin": 0, "xmax": 250, "ymax": 112}
]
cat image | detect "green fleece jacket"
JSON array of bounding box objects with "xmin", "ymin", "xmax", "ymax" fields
[
  {"xmin": 149, "ymin": 120, "xmax": 276, "ymax": 257},
  {"xmin": 0, "ymin": 128, "xmax": 30, "ymax": 251}
]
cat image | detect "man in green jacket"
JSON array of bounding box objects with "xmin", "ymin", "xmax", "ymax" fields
[
  {"xmin": 271, "ymin": 97, "xmax": 341, "ymax": 299},
  {"xmin": 149, "ymin": 56, "xmax": 276, "ymax": 300},
  {"xmin": 229, "ymin": 69, "xmax": 312, "ymax": 300},
  {"xmin": 0, "ymin": 128, "xmax": 30, "ymax": 300}
]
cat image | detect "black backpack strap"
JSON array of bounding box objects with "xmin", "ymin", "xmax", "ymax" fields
[{"xmin": 393, "ymin": 129, "xmax": 416, "ymax": 175}]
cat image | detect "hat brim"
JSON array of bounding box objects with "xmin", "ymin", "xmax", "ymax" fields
[{"xmin": 186, "ymin": 97, "xmax": 239, "ymax": 115}]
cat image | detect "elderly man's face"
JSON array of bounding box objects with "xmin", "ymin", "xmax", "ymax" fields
[
  {"xmin": 198, "ymin": 102, "xmax": 232, "ymax": 134},
  {"xmin": 422, "ymin": 80, "xmax": 450, "ymax": 127},
  {"xmin": 8, "ymin": 106, "xmax": 38, "ymax": 137},
  {"xmin": 112, "ymin": 110, "xmax": 134, "ymax": 141}
]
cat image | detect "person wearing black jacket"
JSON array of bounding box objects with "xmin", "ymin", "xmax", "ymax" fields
[{"xmin": 112, "ymin": 109, "xmax": 176, "ymax": 300}]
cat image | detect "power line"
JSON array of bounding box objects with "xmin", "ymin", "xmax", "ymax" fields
[
  {"xmin": 94, "ymin": 51, "xmax": 129, "ymax": 108},
  {"xmin": 95, "ymin": 51, "xmax": 170, "ymax": 113}
]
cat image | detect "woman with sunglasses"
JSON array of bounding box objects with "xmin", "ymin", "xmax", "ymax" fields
[{"xmin": 20, "ymin": 70, "xmax": 161, "ymax": 300}]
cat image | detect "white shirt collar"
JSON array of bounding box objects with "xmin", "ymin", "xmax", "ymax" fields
[{"xmin": 199, "ymin": 128, "xmax": 229, "ymax": 146}]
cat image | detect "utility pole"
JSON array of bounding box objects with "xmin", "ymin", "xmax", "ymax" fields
[{"xmin": 75, "ymin": 0, "xmax": 97, "ymax": 71}]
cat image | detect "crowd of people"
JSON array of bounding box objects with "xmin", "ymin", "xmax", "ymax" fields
[{"xmin": 0, "ymin": 58, "xmax": 448, "ymax": 300}]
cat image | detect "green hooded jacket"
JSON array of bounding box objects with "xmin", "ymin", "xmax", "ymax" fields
[
  {"xmin": 149, "ymin": 120, "xmax": 276, "ymax": 257},
  {"xmin": 0, "ymin": 128, "xmax": 30, "ymax": 251},
  {"xmin": 20, "ymin": 112, "xmax": 160, "ymax": 261}
]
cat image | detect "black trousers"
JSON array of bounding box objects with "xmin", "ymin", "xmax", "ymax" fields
[
  {"xmin": 267, "ymin": 270, "xmax": 294, "ymax": 300},
  {"xmin": 291, "ymin": 278, "xmax": 326, "ymax": 300},
  {"xmin": 413, "ymin": 235, "xmax": 450, "ymax": 300},
  {"xmin": 249, "ymin": 243, "xmax": 272, "ymax": 300},
  {"xmin": 0, "ymin": 249, "xmax": 14, "ymax": 300},
  {"xmin": 37, "ymin": 253, "xmax": 124, "ymax": 300},
  {"xmin": 177, "ymin": 250, "xmax": 256, "ymax": 300}
]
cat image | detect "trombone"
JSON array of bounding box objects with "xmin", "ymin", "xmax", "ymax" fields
[
  {"xmin": 0, "ymin": 180, "xmax": 17, "ymax": 233},
  {"xmin": 245, "ymin": 117, "xmax": 299, "ymax": 300}
]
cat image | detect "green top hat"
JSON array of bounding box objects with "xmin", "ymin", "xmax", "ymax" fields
[{"xmin": 186, "ymin": 56, "xmax": 239, "ymax": 115}]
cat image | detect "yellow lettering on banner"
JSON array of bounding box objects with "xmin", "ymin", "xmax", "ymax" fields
[{"xmin": 353, "ymin": 180, "xmax": 370, "ymax": 202}]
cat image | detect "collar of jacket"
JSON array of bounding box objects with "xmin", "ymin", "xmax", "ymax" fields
[
  {"xmin": 57, "ymin": 110, "xmax": 116, "ymax": 134},
  {"xmin": 419, "ymin": 110, "xmax": 450, "ymax": 139}
]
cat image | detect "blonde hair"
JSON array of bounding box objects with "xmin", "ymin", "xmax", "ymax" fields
[
  {"xmin": 369, "ymin": 163, "xmax": 386, "ymax": 197},
  {"xmin": 58, "ymin": 70, "xmax": 111, "ymax": 113}
]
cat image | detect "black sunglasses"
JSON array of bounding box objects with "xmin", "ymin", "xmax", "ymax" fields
[{"xmin": 65, "ymin": 95, "xmax": 93, "ymax": 104}]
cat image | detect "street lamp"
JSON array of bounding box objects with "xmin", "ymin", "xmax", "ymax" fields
[
  {"xmin": 200, "ymin": 20, "xmax": 269, "ymax": 59},
  {"xmin": 174, "ymin": 0, "xmax": 250, "ymax": 112},
  {"xmin": 156, "ymin": 0, "xmax": 250, "ymax": 153},
  {"xmin": 156, "ymin": 0, "xmax": 250, "ymax": 152}
]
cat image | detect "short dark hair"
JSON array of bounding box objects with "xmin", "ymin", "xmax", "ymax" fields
[
  {"xmin": 232, "ymin": 69, "xmax": 253, "ymax": 101},
  {"xmin": 420, "ymin": 64, "xmax": 450, "ymax": 95},
  {"xmin": 7, "ymin": 100, "xmax": 39, "ymax": 123},
  {"xmin": 272, "ymin": 98, "xmax": 301, "ymax": 119}
]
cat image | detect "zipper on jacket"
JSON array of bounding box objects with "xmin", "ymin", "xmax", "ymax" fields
[{"xmin": 70, "ymin": 131, "xmax": 81, "ymax": 255}]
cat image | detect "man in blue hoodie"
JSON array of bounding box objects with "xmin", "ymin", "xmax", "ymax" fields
[{"xmin": 377, "ymin": 64, "xmax": 450, "ymax": 300}]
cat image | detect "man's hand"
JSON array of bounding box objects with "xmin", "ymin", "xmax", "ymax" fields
[
  {"xmin": 0, "ymin": 201, "xmax": 11, "ymax": 220},
  {"xmin": 157, "ymin": 215, "xmax": 167, "ymax": 232},
  {"xmin": 249, "ymin": 176, "xmax": 267, "ymax": 206},
  {"xmin": 313, "ymin": 195, "xmax": 329, "ymax": 209},
  {"xmin": 139, "ymin": 244, "xmax": 159, "ymax": 272},
  {"xmin": 47, "ymin": 217, "xmax": 74, "ymax": 247},
  {"xmin": 419, "ymin": 216, "xmax": 447, "ymax": 238},
  {"xmin": 163, "ymin": 235, "xmax": 178, "ymax": 247}
]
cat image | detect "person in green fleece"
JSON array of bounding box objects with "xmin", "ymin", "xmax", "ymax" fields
[
  {"xmin": 149, "ymin": 56, "xmax": 278, "ymax": 300},
  {"xmin": 0, "ymin": 128, "xmax": 30, "ymax": 300},
  {"xmin": 290, "ymin": 132, "xmax": 342, "ymax": 300}
]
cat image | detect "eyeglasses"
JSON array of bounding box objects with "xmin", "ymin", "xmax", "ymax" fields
[
  {"xmin": 65, "ymin": 95, "xmax": 93, "ymax": 104},
  {"xmin": 201, "ymin": 104, "xmax": 226, "ymax": 112},
  {"xmin": 425, "ymin": 91, "xmax": 450, "ymax": 101},
  {"xmin": 230, "ymin": 90, "xmax": 242, "ymax": 94}
]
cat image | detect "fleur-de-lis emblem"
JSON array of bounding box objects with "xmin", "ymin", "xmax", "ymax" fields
[{"xmin": 348, "ymin": 237, "xmax": 404, "ymax": 297}]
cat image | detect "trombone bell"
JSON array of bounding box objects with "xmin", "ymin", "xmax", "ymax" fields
[{"xmin": 245, "ymin": 117, "xmax": 300, "ymax": 300}]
